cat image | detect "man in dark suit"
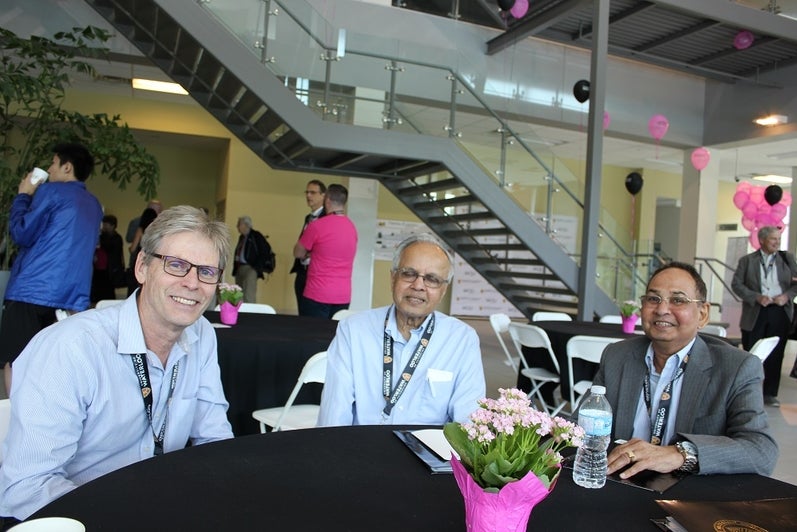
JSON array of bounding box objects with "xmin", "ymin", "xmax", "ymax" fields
[
  {"xmin": 731, "ymin": 225, "xmax": 797, "ymax": 407},
  {"xmin": 595, "ymin": 262, "xmax": 777, "ymax": 479},
  {"xmin": 289, "ymin": 180, "xmax": 325, "ymax": 308}
]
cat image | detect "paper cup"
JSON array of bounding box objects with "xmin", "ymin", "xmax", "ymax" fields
[
  {"xmin": 30, "ymin": 167, "xmax": 49, "ymax": 185},
  {"xmin": 9, "ymin": 517, "xmax": 85, "ymax": 531}
]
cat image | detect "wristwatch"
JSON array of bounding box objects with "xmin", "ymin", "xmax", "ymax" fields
[{"xmin": 675, "ymin": 440, "xmax": 699, "ymax": 473}]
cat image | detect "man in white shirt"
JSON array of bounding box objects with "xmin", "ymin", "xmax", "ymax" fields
[
  {"xmin": 0, "ymin": 206, "xmax": 233, "ymax": 521},
  {"xmin": 318, "ymin": 233, "xmax": 485, "ymax": 426}
]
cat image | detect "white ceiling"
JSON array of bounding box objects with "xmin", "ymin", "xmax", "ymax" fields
[{"xmin": 3, "ymin": 0, "xmax": 796, "ymax": 185}]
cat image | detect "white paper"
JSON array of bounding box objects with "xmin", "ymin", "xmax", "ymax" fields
[
  {"xmin": 211, "ymin": 323, "xmax": 231, "ymax": 329},
  {"xmin": 412, "ymin": 429, "xmax": 459, "ymax": 461}
]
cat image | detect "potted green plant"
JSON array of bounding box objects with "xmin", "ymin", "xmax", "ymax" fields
[{"xmin": 0, "ymin": 26, "xmax": 160, "ymax": 270}]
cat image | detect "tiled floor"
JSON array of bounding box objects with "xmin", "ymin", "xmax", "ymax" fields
[{"xmin": 465, "ymin": 316, "xmax": 797, "ymax": 486}]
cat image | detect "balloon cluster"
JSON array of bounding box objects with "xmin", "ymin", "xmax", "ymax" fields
[{"xmin": 732, "ymin": 182, "xmax": 792, "ymax": 249}]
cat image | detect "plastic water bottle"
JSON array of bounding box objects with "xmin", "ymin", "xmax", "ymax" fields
[{"xmin": 573, "ymin": 385, "xmax": 613, "ymax": 489}]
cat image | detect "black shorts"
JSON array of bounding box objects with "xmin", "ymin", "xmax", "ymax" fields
[{"xmin": 0, "ymin": 300, "xmax": 58, "ymax": 365}]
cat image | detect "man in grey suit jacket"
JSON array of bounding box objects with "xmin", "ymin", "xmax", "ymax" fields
[
  {"xmin": 595, "ymin": 262, "xmax": 777, "ymax": 480},
  {"xmin": 731, "ymin": 225, "xmax": 797, "ymax": 407}
]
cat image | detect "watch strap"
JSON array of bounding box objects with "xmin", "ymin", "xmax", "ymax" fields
[{"xmin": 676, "ymin": 440, "xmax": 699, "ymax": 473}]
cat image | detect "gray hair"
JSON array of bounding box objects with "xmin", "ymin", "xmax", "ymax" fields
[
  {"xmin": 758, "ymin": 225, "xmax": 781, "ymax": 241},
  {"xmin": 391, "ymin": 233, "xmax": 454, "ymax": 281},
  {"xmin": 141, "ymin": 206, "xmax": 232, "ymax": 271},
  {"xmin": 237, "ymin": 215, "xmax": 253, "ymax": 228}
]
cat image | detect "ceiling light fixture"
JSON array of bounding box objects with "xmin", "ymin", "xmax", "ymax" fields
[
  {"xmin": 132, "ymin": 78, "xmax": 188, "ymax": 95},
  {"xmin": 753, "ymin": 174, "xmax": 793, "ymax": 184},
  {"xmin": 753, "ymin": 114, "xmax": 788, "ymax": 127}
]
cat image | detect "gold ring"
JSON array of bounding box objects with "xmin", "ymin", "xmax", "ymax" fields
[{"xmin": 626, "ymin": 451, "xmax": 635, "ymax": 462}]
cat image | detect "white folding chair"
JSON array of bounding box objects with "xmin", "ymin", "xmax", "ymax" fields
[
  {"xmin": 701, "ymin": 324, "xmax": 727, "ymax": 338},
  {"xmin": 749, "ymin": 336, "xmax": 779, "ymax": 363},
  {"xmin": 489, "ymin": 313, "xmax": 518, "ymax": 371},
  {"xmin": 252, "ymin": 351, "xmax": 327, "ymax": 432},
  {"xmin": 599, "ymin": 314, "xmax": 640, "ymax": 325},
  {"xmin": 0, "ymin": 398, "xmax": 10, "ymax": 465},
  {"xmin": 566, "ymin": 335, "xmax": 623, "ymax": 413},
  {"xmin": 532, "ymin": 311, "xmax": 572, "ymax": 322},
  {"xmin": 95, "ymin": 299, "xmax": 124, "ymax": 310},
  {"xmin": 331, "ymin": 309, "xmax": 357, "ymax": 321},
  {"xmin": 508, "ymin": 323, "xmax": 564, "ymax": 415},
  {"xmin": 214, "ymin": 303, "xmax": 276, "ymax": 314}
]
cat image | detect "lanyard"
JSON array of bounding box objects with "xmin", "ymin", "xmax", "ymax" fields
[
  {"xmin": 131, "ymin": 353, "xmax": 179, "ymax": 456},
  {"xmin": 642, "ymin": 354, "xmax": 688, "ymax": 445},
  {"xmin": 382, "ymin": 307, "xmax": 435, "ymax": 419},
  {"xmin": 760, "ymin": 253, "xmax": 775, "ymax": 279}
]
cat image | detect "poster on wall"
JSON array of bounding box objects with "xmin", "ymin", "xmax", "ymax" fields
[{"xmin": 374, "ymin": 219, "xmax": 427, "ymax": 261}]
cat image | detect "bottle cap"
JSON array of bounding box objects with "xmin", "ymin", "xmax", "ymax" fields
[{"xmin": 590, "ymin": 385, "xmax": 606, "ymax": 395}]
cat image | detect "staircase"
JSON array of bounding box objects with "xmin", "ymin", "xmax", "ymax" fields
[{"xmin": 84, "ymin": 0, "xmax": 619, "ymax": 320}]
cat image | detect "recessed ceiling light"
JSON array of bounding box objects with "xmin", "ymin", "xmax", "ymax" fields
[
  {"xmin": 132, "ymin": 78, "xmax": 188, "ymax": 95},
  {"xmin": 753, "ymin": 114, "xmax": 788, "ymax": 126},
  {"xmin": 753, "ymin": 174, "xmax": 793, "ymax": 184}
]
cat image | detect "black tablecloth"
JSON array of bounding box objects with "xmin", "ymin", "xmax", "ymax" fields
[
  {"xmin": 31, "ymin": 426, "xmax": 797, "ymax": 531},
  {"xmin": 517, "ymin": 321, "xmax": 636, "ymax": 405},
  {"xmin": 207, "ymin": 311, "xmax": 338, "ymax": 436}
]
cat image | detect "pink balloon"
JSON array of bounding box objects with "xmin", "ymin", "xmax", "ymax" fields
[
  {"xmin": 603, "ymin": 111, "xmax": 611, "ymax": 131},
  {"xmin": 648, "ymin": 114, "xmax": 669, "ymax": 141},
  {"xmin": 510, "ymin": 0, "xmax": 528, "ymax": 18},
  {"xmin": 741, "ymin": 216, "xmax": 756, "ymax": 231},
  {"xmin": 782, "ymin": 191, "xmax": 792, "ymax": 207},
  {"xmin": 734, "ymin": 30, "xmax": 754, "ymax": 50},
  {"xmin": 733, "ymin": 191, "xmax": 749, "ymax": 209},
  {"xmin": 749, "ymin": 231, "xmax": 760, "ymax": 250},
  {"xmin": 771, "ymin": 203, "xmax": 787, "ymax": 220},
  {"xmin": 737, "ymin": 181, "xmax": 752, "ymax": 194},
  {"xmin": 690, "ymin": 147, "xmax": 710, "ymax": 171},
  {"xmin": 749, "ymin": 186, "xmax": 765, "ymax": 204},
  {"xmin": 742, "ymin": 202, "xmax": 758, "ymax": 218}
]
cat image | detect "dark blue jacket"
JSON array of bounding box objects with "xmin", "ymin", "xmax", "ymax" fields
[{"xmin": 6, "ymin": 181, "xmax": 103, "ymax": 311}]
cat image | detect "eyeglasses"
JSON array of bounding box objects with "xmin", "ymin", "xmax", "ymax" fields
[
  {"xmin": 394, "ymin": 268, "xmax": 448, "ymax": 289},
  {"xmin": 640, "ymin": 294, "xmax": 705, "ymax": 308},
  {"xmin": 149, "ymin": 253, "xmax": 223, "ymax": 284}
]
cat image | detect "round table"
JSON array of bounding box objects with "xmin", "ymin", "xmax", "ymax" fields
[{"xmin": 30, "ymin": 426, "xmax": 797, "ymax": 531}]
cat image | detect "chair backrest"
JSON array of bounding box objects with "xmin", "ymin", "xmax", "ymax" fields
[
  {"xmin": 508, "ymin": 322, "xmax": 560, "ymax": 373},
  {"xmin": 600, "ymin": 314, "xmax": 640, "ymax": 325},
  {"xmin": 239, "ymin": 303, "xmax": 276, "ymax": 314},
  {"xmin": 331, "ymin": 309, "xmax": 357, "ymax": 321},
  {"xmin": 532, "ymin": 311, "xmax": 572, "ymax": 322},
  {"xmin": 273, "ymin": 351, "xmax": 328, "ymax": 431},
  {"xmin": 0, "ymin": 399, "xmax": 10, "ymax": 464},
  {"xmin": 214, "ymin": 303, "xmax": 276, "ymax": 314},
  {"xmin": 489, "ymin": 313, "xmax": 517, "ymax": 371},
  {"xmin": 749, "ymin": 336, "xmax": 779, "ymax": 362},
  {"xmin": 701, "ymin": 324, "xmax": 727, "ymax": 338},
  {"xmin": 565, "ymin": 335, "xmax": 623, "ymax": 411},
  {"xmin": 95, "ymin": 299, "xmax": 124, "ymax": 310}
]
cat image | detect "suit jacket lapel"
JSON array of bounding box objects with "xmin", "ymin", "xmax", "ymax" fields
[
  {"xmin": 675, "ymin": 336, "xmax": 712, "ymax": 434},
  {"xmin": 615, "ymin": 346, "xmax": 648, "ymax": 439}
]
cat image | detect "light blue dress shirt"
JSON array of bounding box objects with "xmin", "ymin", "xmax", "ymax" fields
[
  {"xmin": 631, "ymin": 339, "xmax": 695, "ymax": 445},
  {"xmin": 0, "ymin": 295, "xmax": 232, "ymax": 520},
  {"xmin": 318, "ymin": 306, "xmax": 485, "ymax": 426}
]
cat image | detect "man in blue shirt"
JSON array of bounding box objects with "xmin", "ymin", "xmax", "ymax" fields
[
  {"xmin": 318, "ymin": 233, "xmax": 485, "ymax": 426},
  {"xmin": 0, "ymin": 206, "xmax": 234, "ymax": 521},
  {"xmin": 0, "ymin": 143, "xmax": 103, "ymax": 392}
]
